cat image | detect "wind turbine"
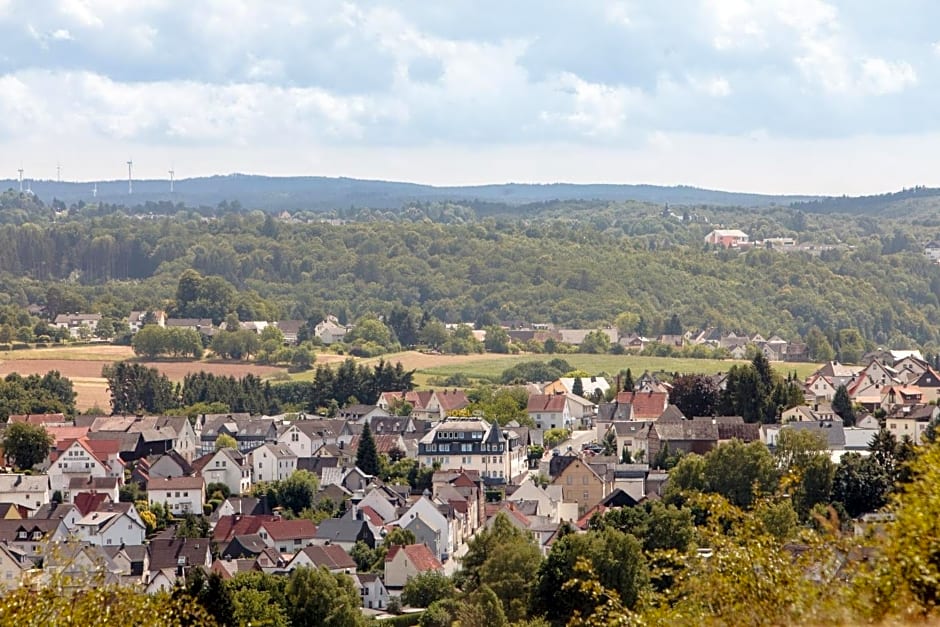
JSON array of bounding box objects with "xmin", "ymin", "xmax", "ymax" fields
[
  {"xmin": 127, "ymin": 159, "xmax": 133, "ymax": 195},
  {"xmin": 17, "ymin": 168, "xmax": 23, "ymax": 193},
  {"xmin": 168, "ymin": 168, "xmax": 175, "ymax": 193}
]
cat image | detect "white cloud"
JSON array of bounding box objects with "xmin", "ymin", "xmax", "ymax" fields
[
  {"xmin": 861, "ymin": 57, "xmax": 917, "ymax": 94},
  {"xmin": 50, "ymin": 28, "xmax": 72, "ymax": 41}
]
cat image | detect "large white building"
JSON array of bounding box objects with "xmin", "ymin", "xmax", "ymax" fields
[{"xmin": 417, "ymin": 417, "xmax": 528, "ymax": 484}]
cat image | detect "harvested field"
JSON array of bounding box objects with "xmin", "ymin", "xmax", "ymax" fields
[{"xmin": 0, "ymin": 354, "xmax": 288, "ymax": 412}]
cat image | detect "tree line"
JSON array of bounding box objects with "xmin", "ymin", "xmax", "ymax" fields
[{"xmin": 102, "ymin": 358, "xmax": 414, "ymax": 415}]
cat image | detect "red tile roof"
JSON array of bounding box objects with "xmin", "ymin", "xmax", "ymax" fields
[
  {"xmin": 213, "ymin": 514, "xmax": 280, "ymax": 542},
  {"xmin": 615, "ymin": 391, "xmax": 668, "ymax": 419},
  {"xmin": 386, "ymin": 543, "xmax": 442, "ymax": 572},
  {"xmin": 527, "ymin": 393, "xmax": 567, "ymax": 413},
  {"xmin": 8, "ymin": 413, "xmax": 66, "ymax": 425},
  {"xmin": 74, "ymin": 492, "xmax": 112, "ymax": 516},
  {"xmin": 348, "ymin": 434, "xmax": 402, "ymax": 454},
  {"xmin": 259, "ymin": 518, "xmax": 317, "ymax": 541},
  {"xmin": 296, "ymin": 544, "xmax": 355, "ymax": 570},
  {"xmin": 435, "ymin": 390, "xmax": 469, "ymax": 412}
]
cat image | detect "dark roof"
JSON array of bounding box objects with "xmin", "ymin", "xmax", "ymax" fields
[
  {"xmin": 654, "ymin": 421, "xmax": 719, "ymax": 441},
  {"xmin": 295, "ymin": 544, "xmax": 356, "ymax": 571},
  {"xmin": 600, "ymin": 489, "xmax": 641, "ymax": 508},
  {"xmin": 148, "ymin": 538, "xmax": 211, "ymax": 570},
  {"xmin": 716, "ymin": 422, "xmax": 761, "ymax": 442},
  {"xmin": 785, "ymin": 421, "xmax": 846, "ymax": 448},
  {"xmin": 222, "ymin": 534, "xmax": 268, "ymax": 557},
  {"xmin": 314, "ymin": 518, "xmax": 369, "ymax": 543}
]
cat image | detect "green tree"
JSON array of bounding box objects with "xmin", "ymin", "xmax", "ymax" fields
[
  {"xmin": 669, "ymin": 373, "xmax": 720, "ymax": 418},
  {"xmin": 1, "ymin": 422, "xmax": 53, "ymax": 470},
  {"xmin": 832, "ymin": 384, "xmax": 856, "ymax": 426},
  {"xmin": 277, "ymin": 469, "xmax": 320, "ymax": 515},
  {"xmin": 355, "ymin": 422, "xmax": 380, "ymax": 476},
  {"xmin": 571, "ymin": 377, "xmax": 584, "ymax": 398},
  {"xmin": 283, "ymin": 566, "xmax": 366, "ymax": 627},
  {"xmin": 805, "ymin": 326, "xmax": 836, "ymax": 362},
  {"xmin": 458, "ymin": 512, "xmax": 543, "ymax": 622},
  {"xmin": 401, "ymin": 571, "xmax": 456, "ymax": 608},
  {"xmin": 484, "ymin": 325, "xmax": 511, "ymax": 353},
  {"xmin": 579, "ymin": 330, "xmax": 610, "ymax": 354},
  {"xmin": 613, "ymin": 312, "xmax": 640, "ymax": 337},
  {"xmin": 832, "ymin": 451, "xmax": 891, "ymax": 517},
  {"xmin": 533, "ymin": 526, "xmax": 647, "ymax": 625},
  {"xmin": 215, "ymin": 433, "xmax": 237, "ymax": 450},
  {"xmin": 702, "ymin": 439, "xmax": 778, "ymax": 509}
]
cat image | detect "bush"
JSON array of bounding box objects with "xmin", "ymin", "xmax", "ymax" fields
[
  {"xmin": 0, "ymin": 344, "xmax": 11, "ymax": 351},
  {"xmin": 11, "ymin": 343, "xmax": 29, "ymax": 350}
]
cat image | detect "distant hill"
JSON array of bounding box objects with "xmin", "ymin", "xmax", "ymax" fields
[{"xmin": 0, "ymin": 175, "xmax": 819, "ymax": 211}]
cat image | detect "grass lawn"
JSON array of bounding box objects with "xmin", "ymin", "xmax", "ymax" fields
[
  {"xmin": 0, "ymin": 344, "xmax": 135, "ymax": 361},
  {"xmin": 415, "ymin": 353, "xmax": 821, "ymax": 385}
]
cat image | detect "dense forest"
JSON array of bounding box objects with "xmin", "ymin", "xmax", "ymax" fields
[{"xmin": 2, "ymin": 188, "xmax": 940, "ymax": 352}]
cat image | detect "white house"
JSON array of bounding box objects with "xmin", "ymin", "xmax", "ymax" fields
[
  {"xmin": 257, "ymin": 518, "xmax": 318, "ymax": 555},
  {"xmin": 47, "ymin": 438, "xmax": 113, "ymax": 497},
  {"xmin": 147, "ymin": 476, "xmax": 206, "ymax": 516},
  {"xmin": 315, "ymin": 316, "xmax": 348, "ymax": 345},
  {"xmin": 74, "ymin": 502, "xmax": 147, "ymax": 547},
  {"xmin": 417, "ymin": 417, "xmax": 528, "ymax": 485},
  {"xmin": 53, "ymin": 313, "xmax": 101, "ymax": 338},
  {"xmin": 192, "ymin": 448, "xmax": 251, "ymax": 496},
  {"xmin": 277, "ymin": 421, "xmax": 336, "ymax": 458},
  {"xmin": 351, "ymin": 572, "xmax": 389, "ymax": 610},
  {"xmin": 0, "ymin": 475, "xmax": 49, "ymax": 512},
  {"xmin": 393, "ymin": 496, "xmax": 454, "ymax": 562},
  {"xmin": 250, "ymin": 443, "xmax": 297, "ymax": 483},
  {"xmin": 384, "ymin": 543, "xmax": 443, "ymax": 590}
]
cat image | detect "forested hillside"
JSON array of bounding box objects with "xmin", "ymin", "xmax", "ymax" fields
[{"xmin": 1, "ymin": 189, "xmax": 940, "ymax": 351}]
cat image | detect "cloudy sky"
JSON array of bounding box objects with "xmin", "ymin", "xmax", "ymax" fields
[{"xmin": 0, "ymin": 0, "xmax": 937, "ymax": 194}]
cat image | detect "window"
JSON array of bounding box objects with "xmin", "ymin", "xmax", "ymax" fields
[
  {"xmin": 175, "ymin": 492, "xmax": 180, "ymax": 497},
  {"xmin": 583, "ymin": 476, "xmax": 589, "ymax": 485},
  {"xmin": 567, "ymin": 476, "xmax": 573, "ymax": 485},
  {"xmin": 583, "ymin": 491, "xmax": 590, "ymax": 500}
]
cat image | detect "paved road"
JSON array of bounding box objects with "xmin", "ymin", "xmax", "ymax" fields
[{"xmin": 554, "ymin": 429, "xmax": 598, "ymax": 455}]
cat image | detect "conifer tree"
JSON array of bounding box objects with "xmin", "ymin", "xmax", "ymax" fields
[{"xmin": 356, "ymin": 421, "xmax": 380, "ymax": 475}]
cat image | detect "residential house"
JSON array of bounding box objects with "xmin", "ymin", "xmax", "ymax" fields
[
  {"xmin": 191, "ymin": 448, "xmax": 252, "ymax": 496},
  {"xmin": 275, "ymin": 320, "xmax": 305, "ymax": 345},
  {"xmin": 276, "ymin": 419, "xmax": 340, "ymax": 458},
  {"xmin": 199, "ymin": 415, "xmax": 278, "ymax": 455},
  {"xmin": 250, "ymin": 443, "xmax": 298, "ymax": 483},
  {"xmin": 211, "ymin": 496, "xmax": 273, "ymax": 522},
  {"xmin": 74, "ymin": 502, "xmax": 147, "ymax": 547},
  {"xmin": 40, "ymin": 542, "xmax": 123, "ymax": 587},
  {"xmin": 527, "ymin": 394, "xmax": 572, "ymax": 431},
  {"xmin": 543, "ymin": 377, "xmax": 611, "ymax": 400},
  {"xmin": 647, "ymin": 420, "xmax": 719, "ymax": 462},
  {"xmin": 313, "ymin": 518, "xmax": 376, "ymax": 552},
  {"xmin": 418, "ymin": 417, "xmax": 528, "ymax": 485},
  {"xmin": 147, "ymin": 538, "xmax": 212, "ymax": 586},
  {"xmin": 886, "ymin": 405, "xmax": 938, "ymax": 443},
  {"xmin": 127, "ymin": 310, "xmax": 166, "ymax": 334},
  {"xmin": 32, "ymin": 501, "xmax": 81, "ymax": 532},
  {"xmin": 283, "ymin": 544, "xmax": 356, "ymax": 573},
  {"xmin": 393, "ymin": 496, "xmax": 454, "ymax": 561},
  {"xmin": 164, "ymin": 318, "xmax": 216, "ymax": 338},
  {"xmin": 605, "ymin": 421, "xmax": 653, "ymax": 463},
  {"xmin": 704, "ymin": 229, "xmax": 749, "ymax": 248},
  {"xmin": 89, "ymin": 415, "xmax": 198, "ymax": 462},
  {"xmin": 147, "ymin": 451, "xmax": 195, "ymax": 479},
  {"xmin": 212, "ymin": 514, "xmax": 280, "ymax": 544},
  {"xmin": 8, "ymin": 413, "xmax": 69, "ymax": 426},
  {"xmin": 105, "ymin": 544, "xmax": 149, "ymax": 582},
  {"xmin": 68, "ymin": 476, "xmax": 120, "ymax": 504},
  {"xmin": 614, "ymin": 391, "xmax": 669, "ymax": 420},
  {"xmin": 351, "ymin": 572, "xmax": 389, "ymax": 610},
  {"xmin": 550, "ymin": 456, "xmax": 613, "ymax": 515},
  {"xmin": 147, "ymin": 476, "xmax": 206, "ymax": 516},
  {"xmin": 925, "ymin": 240, "xmax": 940, "ymax": 262},
  {"xmin": 383, "ymin": 543, "xmax": 443, "ymax": 590},
  {"xmin": 53, "ymin": 313, "xmax": 101, "ymax": 338},
  {"xmin": 219, "ymin": 534, "xmax": 268, "ymax": 559},
  {"xmin": 257, "ymin": 518, "xmax": 318, "ymax": 555},
  {"xmin": 782, "ymin": 420, "xmax": 846, "ymax": 452},
  {"xmin": 912, "ymin": 367, "xmax": 940, "ymax": 403},
  {"xmin": 314, "ymin": 315, "xmax": 348, "ymax": 345},
  {"xmin": 806, "ymin": 374, "xmax": 839, "ymax": 402},
  {"xmin": 0, "ymin": 543, "xmax": 28, "ymax": 589},
  {"xmin": 0, "ymin": 519, "xmax": 69, "ymax": 559},
  {"xmin": 882, "ymin": 385, "xmax": 924, "ymax": 410},
  {"xmin": 47, "ymin": 438, "xmax": 118, "ymax": 497},
  {"xmin": 0, "ymin": 475, "xmax": 49, "ymax": 512}
]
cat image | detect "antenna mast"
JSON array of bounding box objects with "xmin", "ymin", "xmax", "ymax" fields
[
  {"xmin": 56, "ymin": 162, "xmax": 61, "ymax": 183},
  {"xmin": 17, "ymin": 168, "xmax": 23, "ymax": 193},
  {"xmin": 92, "ymin": 183, "xmax": 97, "ymax": 198},
  {"xmin": 127, "ymin": 160, "xmax": 133, "ymax": 195},
  {"xmin": 169, "ymin": 168, "xmax": 175, "ymax": 193}
]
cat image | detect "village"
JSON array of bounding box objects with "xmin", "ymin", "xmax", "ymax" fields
[{"xmin": 0, "ymin": 339, "xmax": 932, "ymax": 619}]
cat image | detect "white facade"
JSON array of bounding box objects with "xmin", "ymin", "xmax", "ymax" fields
[
  {"xmin": 0, "ymin": 475, "xmax": 49, "ymax": 511},
  {"xmin": 250, "ymin": 443, "xmax": 297, "ymax": 483},
  {"xmin": 148, "ymin": 477, "xmax": 205, "ymax": 515},
  {"xmin": 197, "ymin": 449, "xmax": 251, "ymax": 496},
  {"xmin": 75, "ymin": 509, "xmax": 147, "ymax": 547},
  {"xmin": 277, "ymin": 424, "xmax": 324, "ymax": 458},
  {"xmin": 394, "ymin": 496, "xmax": 453, "ymax": 561},
  {"xmin": 48, "ymin": 440, "xmax": 108, "ymax": 496}
]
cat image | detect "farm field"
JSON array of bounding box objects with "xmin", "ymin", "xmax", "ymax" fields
[
  {"xmin": 414, "ymin": 353, "xmax": 821, "ymax": 386},
  {"xmin": 0, "ymin": 345, "xmax": 289, "ymax": 411},
  {"xmin": 0, "ymin": 345, "xmax": 821, "ymax": 411}
]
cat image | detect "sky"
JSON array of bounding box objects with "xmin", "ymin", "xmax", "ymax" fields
[{"xmin": 1, "ymin": 0, "xmax": 938, "ymax": 195}]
